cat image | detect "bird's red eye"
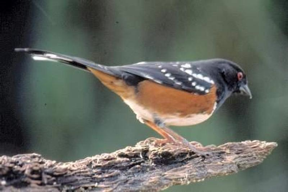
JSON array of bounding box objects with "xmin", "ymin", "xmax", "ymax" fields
[{"xmin": 237, "ymin": 72, "xmax": 243, "ymax": 81}]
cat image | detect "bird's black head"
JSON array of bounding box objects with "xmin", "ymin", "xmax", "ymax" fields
[
  {"xmin": 198, "ymin": 59, "xmax": 252, "ymax": 108},
  {"xmin": 217, "ymin": 59, "xmax": 251, "ymax": 97}
]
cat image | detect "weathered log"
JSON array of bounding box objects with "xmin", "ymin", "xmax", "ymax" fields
[{"xmin": 0, "ymin": 138, "xmax": 277, "ymax": 192}]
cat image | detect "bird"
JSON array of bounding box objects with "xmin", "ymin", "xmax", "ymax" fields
[{"xmin": 15, "ymin": 48, "xmax": 252, "ymax": 155}]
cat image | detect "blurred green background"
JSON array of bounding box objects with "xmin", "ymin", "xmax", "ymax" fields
[{"xmin": 1, "ymin": 0, "xmax": 288, "ymax": 191}]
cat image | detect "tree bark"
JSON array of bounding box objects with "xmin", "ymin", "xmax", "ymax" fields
[{"xmin": 0, "ymin": 138, "xmax": 277, "ymax": 192}]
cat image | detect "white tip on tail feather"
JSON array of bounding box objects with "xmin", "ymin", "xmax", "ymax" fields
[
  {"xmin": 32, "ymin": 55, "xmax": 56, "ymax": 62},
  {"xmin": 32, "ymin": 53, "xmax": 72, "ymax": 62}
]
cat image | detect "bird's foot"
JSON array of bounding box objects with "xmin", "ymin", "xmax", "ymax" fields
[
  {"xmin": 153, "ymin": 138, "xmax": 170, "ymax": 147},
  {"xmin": 178, "ymin": 139, "xmax": 212, "ymax": 156}
]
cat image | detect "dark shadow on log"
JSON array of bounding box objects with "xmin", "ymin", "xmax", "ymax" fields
[{"xmin": 0, "ymin": 138, "xmax": 277, "ymax": 192}]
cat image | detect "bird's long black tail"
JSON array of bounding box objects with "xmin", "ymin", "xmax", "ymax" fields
[{"xmin": 15, "ymin": 48, "xmax": 114, "ymax": 75}]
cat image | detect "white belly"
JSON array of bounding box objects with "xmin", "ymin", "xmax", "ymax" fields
[
  {"xmin": 124, "ymin": 99, "xmax": 213, "ymax": 126},
  {"xmin": 163, "ymin": 113, "xmax": 212, "ymax": 126}
]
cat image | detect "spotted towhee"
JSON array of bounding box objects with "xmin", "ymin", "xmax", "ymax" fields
[{"xmin": 15, "ymin": 48, "xmax": 252, "ymax": 155}]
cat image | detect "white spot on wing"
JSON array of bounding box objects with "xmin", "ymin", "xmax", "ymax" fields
[
  {"xmin": 181, "ymin": 63, "xmax": 191, "ymax": 68},
  {"xmin": 161, "ymin": 69, "xmax": 167, "ymax": 73},
  {"xmin": 174, "ymin": 80, "xmax": 182, "ymax": 85},
  {"xmin": 185, "ymin": 69, "xmax": 193, "ymax": 75},
  {"xmin": 192, "ymin": 73, "xmax": 208, "ymax": 81},
  {"xmin": 188, "ymin": 77, "xmax": 193, "ymax": 81},
  {"xmin": 203, "ymin": 77, "xmax": 211, "ymax": 82},
  {"xmin": 165, "ymin": 73, "xmax": 171, "ymax": 77},
  {"xmin": 197, "ymin": 74, "xmax": 203, "ymax": 79},
  {"xmin": 202, "ymin": 76, "xmax": 214, "ymax": 84}
]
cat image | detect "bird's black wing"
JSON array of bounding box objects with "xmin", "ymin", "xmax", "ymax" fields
[
  {"xmin": 113, "ymin": 62, "xmax": 214, "ymax": 95},
  {"xmin": 15, "ymin": 49, "xmax": 214, "ymax": 95}
]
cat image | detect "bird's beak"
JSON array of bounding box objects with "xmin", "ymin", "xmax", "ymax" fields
[{"xmin": 239, "ymin": 84, "xmax": 252, "ymax": 99}]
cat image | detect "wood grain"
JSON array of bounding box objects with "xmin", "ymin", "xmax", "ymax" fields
[{"xmin": 0, "ymin": 138, "xmax": 277, "ymax": 192}]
